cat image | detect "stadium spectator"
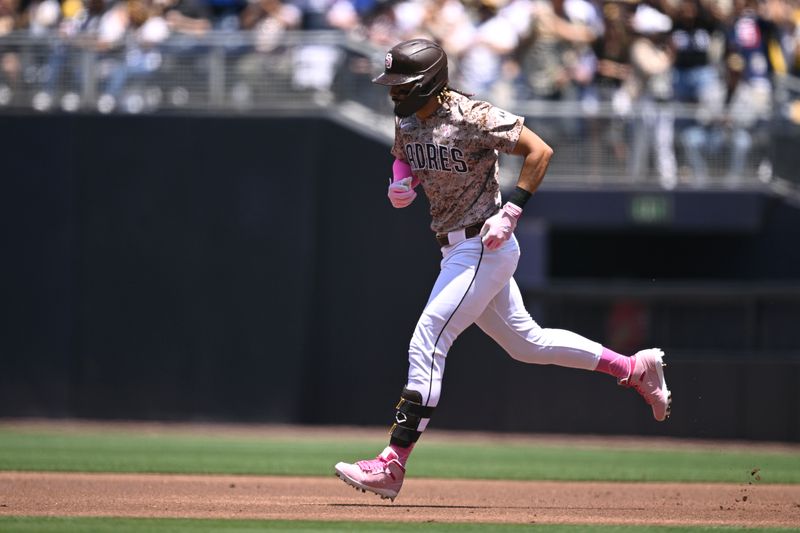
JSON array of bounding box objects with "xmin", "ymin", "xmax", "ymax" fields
[
  {"xmin": 164, "ymin": 0, "xmax": 213, "ymax": 35},
  {"xmin": 560, "ymin": 0, "xmax": 605, "ymax": 105},
  {"xmin": 97, "ymin": 0, "xmax": 170, "ymax": 112},
  {"xmin": 661, "ymin": 0, "xmax": 726, "ymax": 186},
  {"xmin": 233, "ymin": 0, "xmax": 300, "ymax": 105},
  {"xmin": 240, "ymin": 0, "xmax": 301, "ymax": 49},
  {"xmin": 515, "ymin": 0, "xmax": 601, "ymax": 101},
  {"xmin": 353, "ymin": 0, "xmax": 405, "ymax": 47},
  {"xmin": 0, "ymin": 0, "xmax": 20, "ymax": 35},
  {"xmin": 456, "ymin": 0, "xmax": 518, "ymax": 98},
  {"xmin": 290, "ymin": 0, "xmax": 344, "ymax": 92},
  {"xmin": 291, "ymin": 0, "xmax": 338, "ymax": 29},
  {"xmin": 27, "ymin": 0, "xmax": 62, "ymax": 36},
  {"xmin": 625, "ymin": 1, "xmax": 678, "ymax": 188},
  {"xmin": 678, "ymin": 0, "xmax": 782, "ymax": 184},
  {"xmin": 325, "ymin": 0, "xmax": 360, "ymax": 33},
  {"xmin": 208, "ymin": 0, "xmax": 247, "ymax": 29},
  {"xmin": 31, "ymin": 0, "xmax": 126, "ymax": 111},
  {"xmin": 593, "ymin": 0, "xmax": 637, "ymax": 165},
  {"xmin": 2, "ymin": 0, "xmax": 796, "ymax": 190},
  {"xmin": 0, "ymin": 0, "xmax": 23, "ymax": 103},
  {"xmin": 761, "ymin": 0, "xmax": 799, "ymax": 75},
  {"xmin": 418, "ymin": 0, "xmax": 474, "ymax": 60},
  {"xmin": 663, "ymin": 0, "xmax": 725, "ymax": 98}
]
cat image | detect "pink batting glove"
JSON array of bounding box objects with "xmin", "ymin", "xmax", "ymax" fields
[
  {"xmin": 388, "ymin": 176, "xmax": 417, "ymax": 208},
  {"xmin": 480, "ymin": 202, "xmax": 523, "ymax": 250}
]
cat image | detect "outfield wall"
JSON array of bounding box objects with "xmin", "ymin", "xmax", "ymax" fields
[{"xmin": 1, "ymin": 114, "xmax": 799, "ymax": 441}]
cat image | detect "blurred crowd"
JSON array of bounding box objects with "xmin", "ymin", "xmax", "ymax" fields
[{"xmin": 1, "ymin": 0, "xmax": 799, "ymax": 185}]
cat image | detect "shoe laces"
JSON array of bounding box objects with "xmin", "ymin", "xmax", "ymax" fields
[{"xmin": 356, "ymin": 455, "xmax": 390, "ymax": 474}]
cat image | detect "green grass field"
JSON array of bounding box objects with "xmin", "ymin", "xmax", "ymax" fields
[
  {"xmin": 0, "ymin": 517, "xmax": 795, "ymax": 533},
  {"xmin": 1, "ymin": 425, "xmax": 798, "ymax": 532},
  {"xmin": 0, "ymin": 426, "xmax": 797, "ymax": 483}
]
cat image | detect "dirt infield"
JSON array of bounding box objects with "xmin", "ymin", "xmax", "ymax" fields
[
  {"xmin": 3, "ymin": 471, "xmax": 800, "ymax": 527},
  {"xmin": 3, "ymin": 421, "xmax": 800, "ymax": 527}
]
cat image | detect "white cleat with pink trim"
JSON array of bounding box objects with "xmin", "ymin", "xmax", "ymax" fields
[
  {"xmin": 620, "ymin": 348, "xmax": 672, "ymax": 421},
  {"xmin": 334, "ymin": 447, "xmax": 405, "ymax": 501}
]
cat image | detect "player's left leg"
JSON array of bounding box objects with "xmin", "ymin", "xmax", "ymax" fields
[
  {"xmin": 333, "ymin": 386, "xmax": 426, "ymax": 501},
  {"xmin": 474, "ymin": 276, "xmax": 671, "ymax": 421},
  {"xmin": 335, "ymin": 235, "xmax": 520, "ymax": 499}
]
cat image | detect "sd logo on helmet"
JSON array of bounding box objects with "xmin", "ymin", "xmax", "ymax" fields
[{"xmin": 372, "ymin": 39, "xmax": 449, "ymax": 118}]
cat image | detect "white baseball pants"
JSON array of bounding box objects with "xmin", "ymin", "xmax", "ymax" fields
[{"xmin": 406, "ymin": 234, "xmax": 603, "ymax": 429}]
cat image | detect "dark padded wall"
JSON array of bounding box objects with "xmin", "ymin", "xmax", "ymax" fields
[{"xmin": 1, "ymin": 113, "xmax": 798, "ymax": 440}]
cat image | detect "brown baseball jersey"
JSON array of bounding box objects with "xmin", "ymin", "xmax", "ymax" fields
[{"xmin": 391, "ymin": 91, "xmax": 524, "ymax": 234}]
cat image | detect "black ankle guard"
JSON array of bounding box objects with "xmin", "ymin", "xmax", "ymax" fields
[{"xmin": 389, "ymin": 388, "xmax": 435, "ymax": 447}]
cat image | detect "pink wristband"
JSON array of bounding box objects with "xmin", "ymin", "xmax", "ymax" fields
[{"xmin": 393, "ymin": 158, "xmax": 419, "ymax": 189}]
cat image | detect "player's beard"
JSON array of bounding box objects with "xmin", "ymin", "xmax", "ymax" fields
[{"xmin": 392, "ymin": 85, "xmax": 427, "ymax": 118}]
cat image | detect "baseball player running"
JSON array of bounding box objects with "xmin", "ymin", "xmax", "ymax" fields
[{"xmin": 334, "ymin": 39, "xmax": 671, "ymax": 502}]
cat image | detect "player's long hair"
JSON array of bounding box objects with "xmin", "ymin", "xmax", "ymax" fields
[{"xmin": 437, "ymin": 86, "xmax": 474, "ymax": 105}]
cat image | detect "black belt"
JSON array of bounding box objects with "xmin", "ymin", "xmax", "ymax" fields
[{"xmin": 435, "ymin": 221, "xmax": 485, "ymax": 247}]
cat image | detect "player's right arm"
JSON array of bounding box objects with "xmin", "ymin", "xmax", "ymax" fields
[
  {"xmin": 510, "ymin": 125, "xmax": 553, "ymax": 197},
  {"xmin": 481, "ymin": 126, "xmax": 553, "ymax": 250}
]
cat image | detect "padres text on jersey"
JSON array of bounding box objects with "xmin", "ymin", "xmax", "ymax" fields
[{"xmin": 391, "ymin": 92, "xmax": 524, "ymax": 234}]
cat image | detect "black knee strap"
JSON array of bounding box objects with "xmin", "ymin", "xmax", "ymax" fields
[{"xmin": 389, "ymin": 388, "xmax": 435, "ymax": 447}]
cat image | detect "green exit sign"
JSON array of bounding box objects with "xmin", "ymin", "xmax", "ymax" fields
[{"xmin": 630, "ymin": 195, "xmax": 673, "ymax": 224}]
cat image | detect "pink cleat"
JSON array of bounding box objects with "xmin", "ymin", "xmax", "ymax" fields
[
  {"xmin": 620, "ymin": 348, "xmax": 672, "ymax": 421},
  {"xmin": 334, "ymin": 447, "xmax": 405, "ymax": 501}
]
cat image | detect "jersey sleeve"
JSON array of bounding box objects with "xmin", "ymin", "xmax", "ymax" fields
[
  {"xmin": 464, "ymin": 101, "xmax": 524, "ymax": 154},
  {"xmin": 391, "ymin": 122, "xmax": 406, "ymax": 161}
]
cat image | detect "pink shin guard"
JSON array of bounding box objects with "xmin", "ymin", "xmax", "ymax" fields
[{"xmin": 596, "ymin": 347, "xmax": 633, "ymax": 380}]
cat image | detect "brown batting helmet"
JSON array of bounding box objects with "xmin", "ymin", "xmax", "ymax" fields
[{"xmin": 373, "ymin": 39, "xmax": 449, "ymax": 117}]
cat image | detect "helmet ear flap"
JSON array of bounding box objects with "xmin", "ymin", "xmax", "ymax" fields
[
  {"xmin": 420, "ymin": 58, "xmax": 448, "ymax": 99},
  {"xmin": 393, "ymin": 56, "xmax": 448, "ymax": 117}
]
